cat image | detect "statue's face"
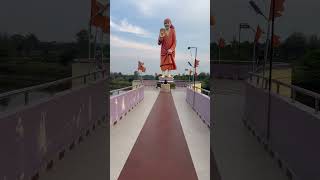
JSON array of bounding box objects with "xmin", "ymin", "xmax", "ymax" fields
[{"xmin": 164, "ymin": 21, "xmax": 170, "ymax": 30}]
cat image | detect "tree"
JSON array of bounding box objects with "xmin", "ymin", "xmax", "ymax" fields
[
  {"xmin": 24, "ymin": 33, "xmax": 39, "ymax": 56},
  {"xmin": 59, "ymin": 47, "xmax": 76, "ymax": 66},
  {"xmin": 283, "ymin": 32, "xmax": 307, "ymax": 60},
  {"xmin": 76, "ymin": 29, "xmax": 90, "ymax": 58},
  {"xmin": 308, "ymin": 34, "xmax": 320, "ymax": 51},
  {"xmin": 10, "ymin": 34, "xmax": 25, "ymax": 57}
]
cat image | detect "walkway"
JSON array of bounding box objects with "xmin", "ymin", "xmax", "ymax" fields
[
  {"xmin": 212, "ymin": 79, "xmax": 287, "ymax": 180},
  {"xmin": 21, "ymin": 87, "xmax": 209, "ymax": 180},
  {"xmin": 40, "ymin": 125, "xmax": 108, "ymax": 180},
  {"xmin": 111, "ymin": 88, "xmax": 210, "ymax": 180}
]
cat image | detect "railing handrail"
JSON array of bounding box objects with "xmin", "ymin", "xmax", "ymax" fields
[
  {"xmin": 248, "ymin": 72, "xmax": 320, "ymax": 113},
  {"xmin": 188, "ymin": 85, "xmax": 211, "ymax": 96},
  {"xmin": 0, "ymin": 69, "xmax": 106, "ymax": 100},
  {"xmin": 109, "ymin": 84, "xmax": 143, "ymax": 95}
]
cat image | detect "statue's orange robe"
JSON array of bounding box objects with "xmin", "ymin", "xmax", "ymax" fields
[{"xmin": 158, "ymin": 28, "xmax": 177, "ymax": 71}]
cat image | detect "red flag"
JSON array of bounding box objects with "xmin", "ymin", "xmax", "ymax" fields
[
  {"xmin": 210, "ymin": 16, "xmax": 216, "ymax": 26},
  {"xmin": 194, "ymin": 59, "xmax": 200, "ymax": 67},
  {"xmin": 218, "ymin": 38, "xmax": 225, "ymax": 48},
  {"xmin": 272, "ymin": 35, "xmax": 281, "ymax": 47},
  {"xmin": 138, "ymin": 61, "xmax": 146, "ymax": 72},
  {"xmin": 269, "ymin": 0, "xmax": 285, "ymax": 21},
  {"xmin": 254, "ymin": 25, "xmax": 263, "ymax": 43},
  {"xmin": 91, "ymin": 0, "xmax": 109, "ymax": 33}
]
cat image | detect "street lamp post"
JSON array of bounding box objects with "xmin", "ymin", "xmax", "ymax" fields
[
  {"xmin": 239, "ymin": 23, "xmax": 257, "ymax": 71},
  {"xmin": 188, "ymin": 46, "xmax": 197, "ymax": 109},
  {"xmin": 249, "ymin": 0, "xmax": 270, "ymax": 77},
  {"xmin": 239, "ymin": 23, "xmax": 251, "ymax": 60},
  {"xmin": 188, "ymin": 47, "xmax": 197, "ymax": 90}
]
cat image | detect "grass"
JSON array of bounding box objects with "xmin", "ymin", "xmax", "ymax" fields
[{"xmin": 258, "ymin": 68, "xmax": 292, "ymax": 98}]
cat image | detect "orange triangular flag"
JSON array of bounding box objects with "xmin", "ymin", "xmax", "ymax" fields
[
  {"xmin": 254, "ymin": 25, "xmax": 263, "ymax": 43},
  {"xmin": 269, "ymin": 0, "xmax": 285, "ymax": 21},
  {"xmin": 272, "ymin": 35, "xmax": 281, "ymax": 47}
]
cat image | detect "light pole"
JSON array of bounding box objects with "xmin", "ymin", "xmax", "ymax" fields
[
  {"xmin": 239, "ymin": 23, "xmax": 251, "ymax": 60},
  {"xmin": 249, "ymin": 0, "xmax": 270, "ymax": 77},
  {"xmin": 188, "ymin": 47, "xmax": 197, "ymax": 90},
  {"xmin": 188, "ymin": 46, "xmax": 197, "ymax": 109}
]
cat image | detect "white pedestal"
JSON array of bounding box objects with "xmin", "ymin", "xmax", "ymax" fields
[{"xmin": 161, "ymin": 84, "xmax": 171, "ymax": 92}]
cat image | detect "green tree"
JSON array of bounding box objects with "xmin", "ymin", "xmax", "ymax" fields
[
  {"xmin": 283, "ymin": 32, "xmax": 307, "ymax": 60},
  {"xmin": 76, "ymin": 29, "xmax": 90, "ymax": 58}
]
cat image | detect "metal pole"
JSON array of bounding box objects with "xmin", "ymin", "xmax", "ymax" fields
[
  {"xmin": 263, "ymin": 22, "xmax": 270, "ymax": 78},
  {"xmin": 239, "ymin": 26, "xmax": 241, "ymax": 59},
  {"xmin": 88, "ymin": 23, "xmax": 92, "ymax": 61},
  {"xmin": 101, "ymin": 29, "xmax": 104, "ymax": 70},
  {"xmin": 193, "ymin": 48, "xmax": 197, "ymax": 109},
  {"xmin": 194, "ymin": 48, "xmax": 197, "ymax": 90},
  {"xmin": 267, "ymin": 0, "xmax": 275, "ymax": 141},
  {"xmin": 252, "ymin": 41, "xmax": 256, "ymax": 72},
  {"xmin": 218, "ymin": 47, "xmax": 221, "ymax": 63}
]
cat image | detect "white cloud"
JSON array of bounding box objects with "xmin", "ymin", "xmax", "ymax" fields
[
  {"xmin": 110, "ymin": 35, "xmax": 158, "ymax": 51},
  {"xmin": 110, "ymin": 35, "xmax": 209, "ymax": 74},
  {"xmin": 129, "ymin": 0, "xmax": 210, "ymax": 25},
  {"xmin": 110, "ymin": 18, "xmax": 151, "ymax": 37}
]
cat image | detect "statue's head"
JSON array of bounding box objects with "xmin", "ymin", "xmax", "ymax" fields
[{"xmin": 164, "ymin": 18, "xmax": 172, "ymax": 30}]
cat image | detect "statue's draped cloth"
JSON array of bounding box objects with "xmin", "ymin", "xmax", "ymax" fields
[{"xmin": 158, "ymin": 20, "xmax": 177, "ymax": 71}]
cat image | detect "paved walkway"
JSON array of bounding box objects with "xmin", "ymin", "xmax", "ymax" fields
[
  {"xmin": 37, "ymin": 88, "xmax": 210, "ymax": 180},
  {"xmin": 111, "ymin": 88, "xmax": 209, "ymax": 180},
  {"xmin": 212, "ymin": 79, "xmax": 287, "ymax": 180},
  {"xmin": 41, "ymin": 125, "xmax": 108, "ymax": 180},
  {"xmin": 118, "ymin": 91, "xmax": 198, "ymax": 180}
]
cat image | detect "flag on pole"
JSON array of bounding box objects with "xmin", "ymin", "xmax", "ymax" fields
[
  {"xmin": 210, "ymin": 16, "xmax": 216, "ymax": 27},
  {"xmin": 269, "ymin": 0, "xmax": 285, "ymax": 21},
  {"xmin": 138, "ymin": 61, "xmax": 146, "ymax": 72},
  {"xmin": 254, "ymin": 25, "xmax": 264, "ymax": 43},
  {"xmin": 218, "ymin": 38, "xmax": 225, "ymax": 48},
  {"xmin": 194, "ymin": 59, "xmax": 200, "ymax": 67},
  {"xmin": 272, "ymin": 35, "xmax": 281, "ymax": 47},
  {"xmin": 91, "ymin": 0, "xmax": 109, "ymax": 33}
]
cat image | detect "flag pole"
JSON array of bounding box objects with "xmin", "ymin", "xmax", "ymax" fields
[
  {"xmin": 267, "ymin": 0, "xmax": 276, "ymax": 142},
  {"xmin": 263, "ymin": 21, "xmax": 271, "ymax": 78},
  {"xmin": 101, "ymin": 29, "xmax": 104, "ymax": 69},
  {"xmin": 93, "ymin": 27, "xmax": 98, "ymax": 69}
]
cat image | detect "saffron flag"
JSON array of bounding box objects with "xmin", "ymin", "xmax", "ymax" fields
[
  {"xmin": 272, "ymin": 35, "xmax": 281, "ymax": 47},
  {"xmin": 138, "ymin": 61, "xmax": 146, "ymax": 72},
  {"xmin": 210, "ymin": 16, "xmax": 216, "ymax": 27},
  {"xmin": 269, "ymin": 0, "xmax": 285, "ymax": 21},
  {"xmin": 91, "ymin": 0, "xmax": 109, "ymax": 33},
  {"xmin": 218, "ymin": 38, "xmax": 225, "ymax": 48},
  {"xmin": 194, "ymin": 59, "xmax": 200, "ymax": 68},
  {"xmin": 254, "ymin": 25, "xmax": 263, "ymax": 43}
]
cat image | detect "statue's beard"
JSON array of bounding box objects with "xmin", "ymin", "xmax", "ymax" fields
[{"xmin": 165, "ymin": 26, "xmax": 169, "ymax": 30}]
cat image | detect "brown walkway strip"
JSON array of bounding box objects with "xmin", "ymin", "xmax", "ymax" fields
[{"xmin": 118, "ymin": 91, "xmax": 198, "ymax": 180}]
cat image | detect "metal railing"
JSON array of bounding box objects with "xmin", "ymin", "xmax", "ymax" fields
[
  {"xmin": 0, "ymin": 69, "xmax": 106, "ymax": 111},
  {"xmin": 109, "ymin": 84, "xmax": 143, "ymax": 96},
  {"xmin": 248, "ymin": 72, "xmax": 320, "ymax": 114},
  {"xmin": 187, "ymin": 84, "xmax": 211, "ymax": 96}
]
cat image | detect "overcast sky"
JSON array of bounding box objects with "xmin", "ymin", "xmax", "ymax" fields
[
  {"xmin": 110, "ymin": 0, "xmax": 210, "ymax": 74},
  {"xmin": 1, "ymin": 0, "xmax": 319, "ymax": 73},
  {"xmin": 211, "ymin": 0, "xmax": 320, "ymax": 43}
]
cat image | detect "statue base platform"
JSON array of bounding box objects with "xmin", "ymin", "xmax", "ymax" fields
[
  {"xmin": 157, "ymin": 77, "xmax": 175, "ymax": 89},
  {"xmin": 158, "ymin": 76, "xmax": 174, "ymax": 83},
  {"xmin": 160, "ymin": 84, "xmax": 171, "ymax": 92}
]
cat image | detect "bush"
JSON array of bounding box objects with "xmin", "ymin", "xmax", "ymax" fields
[{"xmin": 170, "ymin": 83, "xmax": 176, "ymax": 89}]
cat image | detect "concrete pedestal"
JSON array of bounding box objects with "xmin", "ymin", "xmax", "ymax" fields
[{"xmin": 161, "ymin": 84, "xmax": 171, "ymax": 92}]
